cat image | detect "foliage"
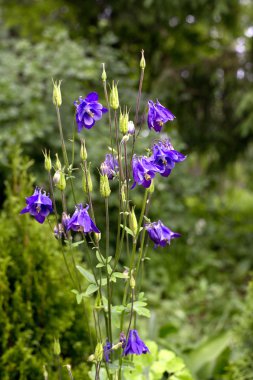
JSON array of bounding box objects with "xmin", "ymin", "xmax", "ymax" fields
[
  {"xmin": 0, "ymin": 148, "xmax": 91, "ymax": 379},
  {"xmin": 225, "ymin": 280, "xmax": 253, "ymax": 380}
]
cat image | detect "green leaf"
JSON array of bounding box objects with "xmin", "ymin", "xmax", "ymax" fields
[
  {"xmin": 96, "ymin": 251, "xmax": 106, "ymax": 264},
  {"xmin": 76, "ymin": 265, "xmax": 95, "ymax": 283},
  {"xmin": 85, "ymin": 284, "xmax": 99, "ymax": 297},
  {"xmin": 107, "ymin": 264, "xmax": 112, "ymax": 275},
  {"xmin": 71, "ymin": 240, "xmax": 85, "ymax": 248},
  {"xmin": 120, "ymin": 224, "xmax": 133, "ymax": 236},
  {"xmin": 76, "ymin": 293, "xmax": 83, "ymax": 304},
  {"xmin": 96, "ymin": 263, "xmax": 105, "ymax": 268},
  {"xmin": 114, "ymin": 272, "xmax": 128, "ymax": 279}
]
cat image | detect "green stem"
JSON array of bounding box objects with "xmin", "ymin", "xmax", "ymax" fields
[{"xmin": 105, "ymin": 198, "xmax": 112, "ymax": 343}]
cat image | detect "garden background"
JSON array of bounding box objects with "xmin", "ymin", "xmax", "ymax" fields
[{"xmin": 0, "ymin": 0, "xmax": 253, "ymax": 379}]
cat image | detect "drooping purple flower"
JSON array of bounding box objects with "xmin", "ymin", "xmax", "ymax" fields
[
  {"xmin": 147, "ymin": 100, "xmax": 175, "ymax": 132},
  {"xmin": 131, "ymin": 155, "xmax": 158, "ymax": 189},
  {"xmin": 151, "ymin": 139, "xmax": 186, "ymax": 177},
  {"xmin": 67, "ymin": 204, "xmax": 100, "ymax": 233},
  {"xmin": 123, "ymin": 330, "xmax": 150, "ymax": 356},
  {"xmin": 128, "ymin": 121, "xmax": 135, "ymax": 135},
  {"xmin": 74, "ymin": 92, "xmax": 108, "ymax": 132},
  {"xmin": 103, "ymin": 340, "xmax": 112, "ymax": 363},
  {"xmin": 20, "ymin": 187, "xmax": 53, "ymax": 224},
  {"xmin": 54, "ymin": 223, "xmax": 64, "ymax": 239},
  {"xmin": 101, "ymin": 154, "xmax": 119, "ymax": 180},
  {"xmin": 145, "ymin": 220, "xmax": 181, "ymax": 248}
]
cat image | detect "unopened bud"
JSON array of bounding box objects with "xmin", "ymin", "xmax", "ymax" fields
[
  {"xmin": 140, "ymin": 49, "xmax": 146, "ymax": 70},
  {"xmin": 129, "ymin": 208, "xmax": 138, "ymax": 237},
  {"xmin": 101, "ymin": 63, "xmax": 107, "ymax": 82},
  {"xmin": 109, "ymin": 81, "xmax": 119, "ymax": 110},
  {"xmin": 128, "ymin": 121, "xmax": 135, "ymax": 135},
  {"xmin": 100, "ymin": 174, "xmax": 111, "ymax": 198},
  {"xmin": 94, "ymin": 233, "xmax": 101, "ymax": 244},
  {"xmin": 43, "ymin": 365, "xmax": 48, "ymax": 380},
  {"xmin": 119, "ymin": 109, "xmax": 129, "ymax": 134},
  {"xmin": 112, "ymin": 342, "xmax": 123, "ymax": 350},
  {"xmin": 94, "ymin": 342, "xmax": 103, "ymax": 362},
  {"xmin": 130, "ymin": 272, "xmax": 136, "ymax": 289},
  {"xmin": 55, "ymin": 171, "xmax": 66, "ymax": 191},
  {"xmin": 148, "ymin": 179, "xmax": 155, "ymax": 194},
  {"xmin": 80, "ymin": 139, "xmax": 87, "ymax": 161},
  {"xmin": 82, "ymin": 166, "xmax": 93, "ymax": 193},
  {"xmin": 43, "ymin": 150, "xmax": 52, "ymax": 171},
  {"xmin": 52, "ymin": 79, "xmax": 62, "ymax": 107},
  {"xmin": 55, "ymin": 154, "xmax": 62, "ymax": 170},
  {"xmin": 88, "ymin": 354, "xmax": 95, "ymax": 362},
  {"xmin": 54, "ymin": 338, "xmax": 61, "ymax": 355}
]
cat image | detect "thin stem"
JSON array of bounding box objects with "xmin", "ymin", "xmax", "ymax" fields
[
  {"xmin": 131, "ymin": 67, "xmax": 145, "ymax": 160},
  {"xmin": 105, "ymin": 198, "xmax": 112, "ymax": 343},
  {"xmin": 126, "ymin": 288, "xmax": 135, "ymax": 339}
]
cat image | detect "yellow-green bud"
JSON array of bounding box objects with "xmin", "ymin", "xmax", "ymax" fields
[
  {"xmin": 43, "ymin": 365, "xmax": 49, "ymax": 380},
  {"xmin": 148, "ymin": 179, "xmax": 155, "ymax": 194},
  {"xmin": 112, "ymin": 342, "xmax": 123, "ymax": 350},
  {"xmin": 94, "ymin": 342, "xmax": 103, "ymax": 362},
  {"xmin": 101, "ymin": 63, "xmax": 107, "ymax": 82},
  {"xmin": 43, "ymin": 150, "xmax": 52, "ymax": 171},
  {"xmin": 94, "ymin": 233, "xmax": 101, "ymax": 244},
  {"xmin": 53, "ymin": 338, "xmax": 61, "ymax": 356},
  {"xmin": 109, "ymin": 81, "xmax": 119, "ymax": 110},
  {"xmin": 52, "ymin": 79, "xmax": 62, "ymax": 107},
  {"xmin": 121, "ymin": 184, "xmax": 126, "ymax": 204},
  {"xmin": 140, "ymin": 49, "xmax": 146, "ymax": 70},
  {"xmin": 80, "ymin": 139, "xmax": 87, "ymax": 161},
  {"xmin": 119, "ymin": 109, "xmax": 129, "ymax": 134},
  {"xmin": 100, "ymin": 174, "xmax": 111, "ymax": 198},
  {"xmin": 129, "ymin": 208, "xmax": 138, "ymax": 237},
  {"xmin": 55, "ymin": 171, "xmax": 66, "ymax": 191},
  {"xmin": 55, "ymin": 153, "xmax": 62, "ymax": 170},
  {"xmin": 88, "ymin": 354, "xmax": 95, "ymax": 362},
  {"xmin": 130, "ymin": 272, "xmax": 136, "ymax": 289},
  {"xmin": 82, "ymin": 167, "xmax": 93, "ymax": 193}
]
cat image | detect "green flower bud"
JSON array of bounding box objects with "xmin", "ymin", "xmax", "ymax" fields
[
  {"xmin": 43, "ymin": 365, "xmax": 49, "ymax": 380},
  {"xmin": 94, "ymin": 232, "xmax": 101, "ymax": 244},
  {"xmin": 129, "ymin": 208, "xmax": 138, "ymax": 237},
  {"xmin": 43, "ymin": 150, "xmax": 52, "ymax": 171},
  {"xmin": 94, "ymin": 342, "xmax": 103, "ymax": 362},
  {"xmin": 55, "ymin": 153, "xmax": 62, "ymax": 170},
  {"xmin": 109, "ymin": 81, "xmax": 119, "ymax": 110},
  {"xmin": 140, "ymin": 49, "xmax": 146, "ymax": 70},
  {"xmin": 100, "ymin": 174, "xmax": 111, "ymax": 198},
  {"xmin": 54, "ymin": 338, "xmax": 61, "ymax": 356},
  {"xmin": 101, "ymin": 63, "xmax": 107, "ymax": 82},
  {"xmin": 88, "ymin": 354, "xmax": 95, "ymax": 362},
  {"xmin": 119, "ymin": 109, "xmax": 129, "ymax": 134},
  {"xmin": 52, "ymin": 79, "xmax": 62, "ymax": 107},
  {"xmin": 130, "ymin": 272, "xmax": 136, "ymax": 289},
  {"xmin": 82, "ymin": 166, "xmax": 93, "ymax": 193},
  {"xmin": 80, "ymin": 139, "xmax": 87, "ymax": 161}
]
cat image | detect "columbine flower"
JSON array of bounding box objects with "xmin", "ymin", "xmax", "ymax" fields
[
  {"xmin": 101, "ymin": 154, "xmax": 119, "ymax": 180},
  {"xmin": 103, "ymin": 340, "xmax": 112, "ymax": 363},
  {"xmin": 145, "ymin": 220, "xmax": 181, "ymax": 248},
  {"xmin": 74, "ymin": 92, "xmax": 108, "ymax": 132},
  {"xmin": 123, "ymin": 330, "xmax": 150, "ymax": 356},
  {"xmin": 67, "ymin": 204, "xmax": 100, "ymax": 233},
  {"xmin": 151, "ymin": 139, "xmax": 186, "ymax": 177},
  {"xmin": 20, "ymin": 188, "xmax": 53, "ymax": 224},
  {"xmin": 131, "ymin": 155, "xmax": 158, "ymax": 189},
  {"xmin": 147, "ymin": 100, "xmax": 175, "ymax": 132}
]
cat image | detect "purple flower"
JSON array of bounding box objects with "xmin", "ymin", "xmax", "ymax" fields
[
  {"xmin": 128, "ymin": 121, "xmax": 135, "ymax": 135},
  {"xmin": 145, "ymin": 220, "xmax": 181, "ymax": 248},
  {"xmin": 103, "ymin": 340, "xmax": 112, "ymax": 363},
  {"xmin": 74, "ymin": 92, "xmax": 108, "ymax": 132},
  {"xmin": 20, "ymin": 187, "xmax": 53, "ymax": 224},
  {"xmin": 101, "ymin": 154, "xmax": 119, "ymax": 180},
  {"xmin": 131, "ymin": 155, "xmax": 158, "ymax": 189},
  {"xmin": 151, "ymin": 139, "xmax": 186, "ymax": 177},
  {"xmin": 67, "ymin": 204, "xmax": 100, "ymax": 233},
  {"xmin": 123, "ymin": 330, "xmax": 150, "ymax": 356},
  {"xmin": 148, "ymin": 100, "xmax": 175, "ymax": 132}
]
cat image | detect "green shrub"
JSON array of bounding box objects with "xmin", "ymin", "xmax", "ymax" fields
[{"xmin": 0, "ymin": 148, "xmax": 92, "ymax": 379}]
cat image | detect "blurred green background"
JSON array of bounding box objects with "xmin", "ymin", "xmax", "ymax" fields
[{"xmin": 0, "ymin": 0, "xmax": 253, "ymax": 379}]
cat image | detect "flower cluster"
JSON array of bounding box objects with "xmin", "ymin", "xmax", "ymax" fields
[{"xmin": 132, "ymin": 139, "xmax": 186, "ymax": 188}]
